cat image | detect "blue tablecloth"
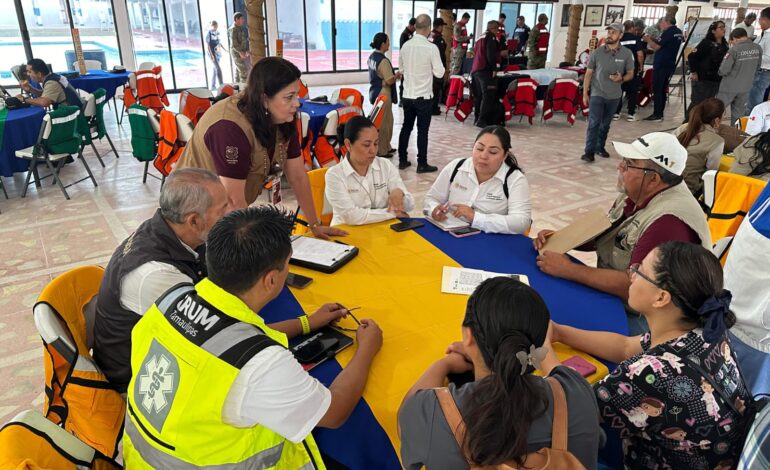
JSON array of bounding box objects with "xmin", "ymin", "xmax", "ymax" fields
[
  {"xmin": 68, "ymin": 70, "xmax": 131, "ymax": 101},
  {"xmin": 260, "ymin": 222, "xmax": 627, "ymax": 469},
  {"xmin": 299, "ymin": 98, "xmax": 344, "ymax": 144},
  {"xmin": 0, "ymin": 107, "xmax": 46, "ymax": 177}
]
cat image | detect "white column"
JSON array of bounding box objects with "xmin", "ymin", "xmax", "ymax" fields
[
  {"xmin": 113, "ymin": 0, "xmax": 137, "ymax": 70},
  {"xmin": 265, "ymin": 0, "xmax": 278, "ymax": 56}
]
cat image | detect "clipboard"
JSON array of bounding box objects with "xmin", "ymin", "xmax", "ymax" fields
[
  {"xmin": 539, "ymin": 209, "xmax": 612, "ymax": 254},
  {"xmin": 289, "ymin": 326, "xmax": 354, "ymax": 371},
  {"xmin": 289, "ymin": 235, "xmax": 359, "ymax": 273}
]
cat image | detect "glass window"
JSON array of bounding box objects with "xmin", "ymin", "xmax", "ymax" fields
[
  {"xmin": 199, "ymin": 1, "xmax": 234, "ymax": 86},
  {"xmin": 631, "ymin": 6, "xmax": 666, "ymax": 32},
  {"xmin": 501, "ymin": 4, "xmax": 520, "ymax": 25},
  {"xmin": 414, "ymin": 1, "xmax": 434, "ymax": 18},
  {"xmin": 360, "ymin": 0, "xmax": 384, "ymax": 69},
  {"xmin": 391, "ymin": 0, "xmax": 413, "ymax": 68},
  {"xmin": 308, "ymin": 0, "xmax": 333, "ymax": 72},
  {"xmin": 335, "ymin": 0, "xmax": 360, "ymax": 70},
  {"xmin": 482, "ymin": 2, "xmax": 501, "ymax": 27},
  {"xmin": 0, "ymin": 14, "xmax": 27, "ymax": 86},
  {"xmin": 126, "ymin": 0, "xmax": 174, "ymax": 85},
  {"xmin": 20, "ymin": 0, "xmax": 75, "ymax": 74},
  {"xmin": 277, "ymin": 0, "xmax": 308, "ymax": 72},
  {"xmin": 67, "ymin": 0, "xmax": 120, "ymax": 71},
  {"xmin": 164, "ymin": 0, "xmax": 206, "ymax": 88}
]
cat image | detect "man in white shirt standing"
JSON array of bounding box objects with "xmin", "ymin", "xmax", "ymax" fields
[
  {"xmin": 397, "ymin": 14, "xmax": 445, "ymax": 173},
  {"xmin": 735, "ymin": 12, "xmax": 757, "ymax": 39},
  {"xmin": 746, "ymin": 7, "xmax": 770, "ymax": 114}
]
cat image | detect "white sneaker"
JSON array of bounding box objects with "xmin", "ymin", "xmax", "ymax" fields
[
  {"xmin": 613, "ymin": 114, "xmax": 621, "ymax": 121},
  {"xmin": 627, "ymin": 114, "xmax": 636, "ymax": 122}
]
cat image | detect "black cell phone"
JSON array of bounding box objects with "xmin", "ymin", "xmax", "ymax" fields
[
  {"xmin": 286, "ymin": 272, "xmax": 313, "ymax": 289},
  {"xmin": 293, "ymin": 338, "xmax": 340, "ymax": 363},
  {"xmin": 390, "ymin": 220, "xmax": 425, "ymax": 232},
  {"xmin": 450, "ymin": 227, "xmax": 482, "ymax": 238}
]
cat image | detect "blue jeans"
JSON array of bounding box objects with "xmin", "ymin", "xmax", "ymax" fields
[
  {"xmin": 585, "ymin": 95, "xmax": 620, "ymax": 155},
  {"xmin": 746, "ymin": 69, "xmax": 770, "ymax": 116},
  {"xmin": 398, "ymin": 97, "xmax": 432, "ymax": 165}
]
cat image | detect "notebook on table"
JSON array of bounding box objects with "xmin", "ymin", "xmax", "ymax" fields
[
  {"xmin": 289, "ymin": 235, "xmax": 359, "ymax": 273},
  {"xmin": 426, "ymin": 214, "xmax": 470, "ymax": 231}
]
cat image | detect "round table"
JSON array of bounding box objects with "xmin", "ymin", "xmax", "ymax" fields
[
  {"xmin": 68, "ymin": 70, "xmax": 131, "ymax": 101},
  {"xmin": 0, "ymin": 106, "xmax": 46, "ymax": 177}
]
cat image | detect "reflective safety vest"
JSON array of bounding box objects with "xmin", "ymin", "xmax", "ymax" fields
[
  {"xmin": 124, "ymin": 278, "xmax": 326, "ymax": 469},
  {"xmin": 155, "ymin": 110, "xmax": 184, "ymax": 176},
  {"xmin": 453, "ymin": 23, "xmax": 469, "ymax": 49},
  {"xmin": 152, "ymin": 65, "xmax": 170, "ymax": 107},
  {"xmin": 535, "ymin": 24, "xmax": 549, "ymax": 56},
  {"xmin": 128, "ymin": 69, "xmax": 165, "ymax": 112}
]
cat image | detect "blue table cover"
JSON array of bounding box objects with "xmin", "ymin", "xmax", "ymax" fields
[
  {"xmin": 68, "ymin": 70, "xmax": 131, "ymax": 101},
  {"xmin": 0, "ymin": 107, "xmax": 46, "ymax": 177},
  {"xmin": 299, "ymin": 99, "xmax": 344, "ymax": 144},
  {"xmin": 260, "ymin": 222, "xmax": 627, "ymax": 469}
]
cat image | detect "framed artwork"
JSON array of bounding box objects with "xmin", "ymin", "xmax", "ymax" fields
[
  {"xmin": 605, "ymin": 6, "xmax": 625, "ymax": 26},
  {"xmin": 584, "ymin": 5, "xmax": 604, "ymax": 27},
  {"xmin": 561, "ymin": 4, "xmax": 571, "ymax": 27},
  {"xmin": 686, "ymin": 6, "xmax": 702, "ymax": 21}
]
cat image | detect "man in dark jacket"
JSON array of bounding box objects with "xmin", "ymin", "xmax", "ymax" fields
[
  {"xmin": 431, "ymin": 17, "xmax": 448, "ymax": 115},
  {"xmin": 471, "ymin": 21, "xmax": 501, "ymax": 127}
]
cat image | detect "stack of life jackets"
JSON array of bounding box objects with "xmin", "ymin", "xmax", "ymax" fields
[
  {"xmin": 503, "ymin": 78, "xmax": 538, "ymax": 124},
  {"xmin": 543, "ymin": 78, "xmax": 581, "ymax": 125}
]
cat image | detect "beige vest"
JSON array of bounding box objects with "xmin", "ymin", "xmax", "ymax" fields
[
  {"xmin": 595, "ymin": 182, "xmax": 713, "ymax": 271},
  {"xmin": 176, "ymin": 96, "xmax": 289, "ymax": 205},
  {"xmin": 675, "ymin": 124, "xmax": 724, "ymax": 195}
]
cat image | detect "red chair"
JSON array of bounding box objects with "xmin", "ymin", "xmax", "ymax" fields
[
  {"xmin": 368, "ymin": 94, "xmax": 389, "ymax": 130},
  {"xmin": 332, "ymin": 88, "xmax": 364, "ymax": 109},
  {"xmin": 543, "ymin": 78, "xmax": 581, "ymax": 125}
]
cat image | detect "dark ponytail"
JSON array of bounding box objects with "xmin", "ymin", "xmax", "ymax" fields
[
  {"xmin": 338, "ymin": 115, "xmax": 376, "ymax": 149},
  {"xmin": 476, "ymin": 125, "xmax": 522, "ymax": 173},
  {"xmin": 678, "ymin": 98, "xmax": 725, "ymax": 148},
  {"xmin": 461, "ymin": 277, "xmax": 550, "ymax": 466},
  {"xmin": 370, "ymin": 32, "xmax": 389, "ymax": 50}
]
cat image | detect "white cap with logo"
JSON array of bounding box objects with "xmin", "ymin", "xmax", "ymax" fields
[{"xmin": 612, "ymin": 132, "xmax": 688, "ymax": 176}]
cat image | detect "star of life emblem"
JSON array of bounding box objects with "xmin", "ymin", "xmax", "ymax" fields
[{"xmin": 138, "ymin": 354, "xmax": 174, "ymax": 414}]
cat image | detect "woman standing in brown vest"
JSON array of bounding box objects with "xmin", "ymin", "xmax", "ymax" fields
[{"xmin": 176, "ymin": 57, "xmax": 346, "ymax": 239}]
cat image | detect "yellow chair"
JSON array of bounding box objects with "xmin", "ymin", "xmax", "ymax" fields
[
  {"xmin": 294, "ymin": 167, "xmax": 333, "ymax": 235},
  {"xmin": 735, "ymin": 116, "xmax": 749, "ymax": 132},
  {"xmin": 719, "ymin": 155, "xmax": 735, "ymax": 172},
  {"xmin": 702, "ymin": 170, "xmax": 768, "ymax": 243}
]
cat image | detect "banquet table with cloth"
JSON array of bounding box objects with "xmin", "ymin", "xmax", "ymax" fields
[
  {"xmin": 0, "ymin": 107, "xmax": 45, "ymax": 177},
  {"xmin": 260, "ymin": 220, "xmax": 628, "ymax": 469},
  {"xmin": 299, "ymin": 98, "xmax": 344, "ymax": 145},
  {"xmin": 67, "ymin": 70, "xmax": 131, "ymax": 101}
]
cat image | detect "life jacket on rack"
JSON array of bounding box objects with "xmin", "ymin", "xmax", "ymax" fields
[
  {"xmin": 314, "ymin": 105, "xmax": 363, "ymax": 168},
  {"xmin": 152, "ymin": 65, "xmax": 169, "ymax": 106},
  {"xmin": 535, "ymin": 23, "xmax": 550, "ymax": 56},
  {"xmin": 179, "ymin": 88, "xmax": 213, "ymax": 125},
  {"xmin": 155, "ymin": 110, "xmax": 188, "ymax": 176},
  {"xmin": 445, "ymin": 76, "xmax": 472, "ymax": 122},
  {"xmin": 124, "ymin": 68, "xmax": 165, "ymax": 112},
  {"xmin": 543, "ymin": 78, "xmax": 580, "ymax": 124},
  {"xmin": 506, "ymin": 78, "xmax": 538, "ymax": 124}
]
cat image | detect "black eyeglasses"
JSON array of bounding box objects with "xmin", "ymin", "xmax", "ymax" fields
[
  {"xmin": 620, "ymin": 159, "xmax": 661, "ymax": 176},
  {"xmin": 332, "ymin": 307, "xmax": 361, "ymax": 332},
  {"xmin": 627, "ymin": 263, "xmax": 661, "ymax": 287}
]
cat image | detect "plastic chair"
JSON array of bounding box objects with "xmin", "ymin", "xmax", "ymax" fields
[
  {"xmin": 72, "ymin": 59, "xmax": 104, "ymax": 71},
  {"xmin": 735, "ymin": 116, "xmax": 749, "ymax": 132},
  {"xmin": 296, "ymin": 112, "xmax": 313, "ymax": 170},
  {"xmin": 128, "ymin": 104, "xmax": 162, "ymax": 183},
  {"xmin": 79, "ymin": 88, "xmax": 120, "ymax": 167},
  {"xmin": 702, "ymin": 169, "xmax": 768, "ymax": 243},
  {"xmin": 367, "ymin": 94, "xmax": 388, "ymax": 130},
  {"xmin": 314, "ymin": 105, "xmax": 363, "ymax": 168},
  {"xmin": 32, "ymin": 265, "xmax": 125, "ymax": 459},
  {"xmin": 138, "ymin": 61, "xmax": 156, "ymax": 70},
  {"xmin": 10, "ymin": 64, "xmax": 24, "ymax": 82},
  {"xmin": 15, "ymin": 106, "xmax": 98, "ymax": 200},
  {"xmin": 332, "ymin": 88, "xmax": 364, "ymax": 109},
  {"xmin": 179, "ymin": 88, "xmax": 213, "ymax": 125},
  {"xmin": 0, "ymin": 409, "xmax": 121, "ymax": 469},
  {"xmin": 294, "ymin": 167, "xmax": 332, "ymax": 234}
]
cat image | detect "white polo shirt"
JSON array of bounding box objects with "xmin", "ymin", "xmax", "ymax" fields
[
  {"xmin": 423, "ymin": 157, "xmax": 532, "ymax": 234},
  {"xmin": 324, "ymin": 156, "xmax": 415, "ymax": 226},
  {"xmin": 747, "ymin": 100, "xmax": 770, "ymax": 135},
  {"xmin": 399, "ymin": 33, "xmax": 445, "ymax": 99},
  {"xmin": 755, "ymin": 29, "xmax": 770, "ymax": 70}
]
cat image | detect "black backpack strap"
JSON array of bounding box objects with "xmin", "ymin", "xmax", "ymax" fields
[
  {"xmin": 449, "ymin": 159, "xmax": 466, "ymax": 184},
  {"xmin": 503, "ymin": 164, "xmax": 516, "ymax": 199}
]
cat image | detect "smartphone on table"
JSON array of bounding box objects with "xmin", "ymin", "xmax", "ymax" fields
[
  {"xmin": 450, "ymin": 227, "xmax": 482, "ymax": 238},
  {"xmin": 563, "ymin": 355, "xmax": 597, "ymax": 377},
  {"xmin": 286, "ymin": 272, "xmax": 313, "ymax": 289},
  {"xmin": 390, "ymin": 219, "xmax": 425, "ymax": 232}
]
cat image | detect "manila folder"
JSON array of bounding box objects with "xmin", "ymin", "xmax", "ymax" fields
[{"xmin": 539, "ymin": 209, "xmax": 612, "ymax": 254}]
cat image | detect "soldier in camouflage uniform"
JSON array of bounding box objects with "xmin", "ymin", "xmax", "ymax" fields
[
  {"xmin": 450, "ymin": 12, "xmax": 473, "ymax": 75},
  {"xmin": 228, "ymin": 13, "xmax": 250, "ymax": 83}
]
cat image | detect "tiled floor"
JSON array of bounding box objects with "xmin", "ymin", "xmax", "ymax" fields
[{"xmin": 0, "ymin": 82, "xmax": 687, "ymax": 424}]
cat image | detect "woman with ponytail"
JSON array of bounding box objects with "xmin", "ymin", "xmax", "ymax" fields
[
  {"xmin": 423, "ymin": 125, "xmax": 532, "ymax": 234},
  {"xmin": 367, "ymin": 32, "xmax": 400, "ymax": 158},
  {"xmin": 730, "ymin": 131, "xmax": 770, "ymax": 181},
  {"xmin": 399, "ymin": 277, "xmax": 602, "ymax": 469},
  {"xmin": 674, "ymin": 97, "xmax": 726, "ymax": 195},
  {"xmin": 553, "ymin": 241, "xmax": 752, "ymax": 469}
]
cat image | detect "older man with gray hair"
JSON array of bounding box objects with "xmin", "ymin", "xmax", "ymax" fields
[
  {"xmin": 93, "ymin": 168, "xmax": 230, "ymax": 392},
  {"xmin": 735, "ymin": 12, "xmax": 758, "ymax": 39}
]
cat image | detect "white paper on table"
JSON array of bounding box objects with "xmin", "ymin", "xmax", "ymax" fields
[
  {"xmin": 441, "ymin": 266, "xmax": 529, "ymax": 295},
  {"xmin": 426, "ymin": 214, "xmax": 470, "ymax": 231},
  {"xmin": 290, "ymin": 236, "xmax": 355, "ymax": 267}
]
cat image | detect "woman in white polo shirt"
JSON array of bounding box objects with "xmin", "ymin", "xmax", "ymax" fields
[
  {"xmin": 324, "ymin": 116, "xmax": 415, "ymax": 225},
  {"xmin": 423, "ymin": 126, "xmax": 532, "ymax": 234}
]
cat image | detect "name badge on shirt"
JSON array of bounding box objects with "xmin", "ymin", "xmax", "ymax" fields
[
  {"xmin": 452, "ymin": 182, "xmax": 469, "ymax": 191},
  {"xmin": 486, "ymin": 193, "xmax": 504, "ymax": 201},
  {"xmin": 266, "ymin": 174, "xmax": 282, "ymax": 206},
  {"xmin": 373, "ymin": 182, "xmax": 387, "ymax": 191}
]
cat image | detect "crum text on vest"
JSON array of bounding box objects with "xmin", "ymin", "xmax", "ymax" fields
[{"xmin": 170, "ymin": 296, "xmax": 221, "ymax": 336}]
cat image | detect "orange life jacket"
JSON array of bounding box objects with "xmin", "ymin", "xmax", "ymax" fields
[
  {"xmin": 155, "ymin": 110, "xmax": 185, "ymax": 176},
  {"xmin": 315, "ymin": 105, "xmax": 363, "ymax": 168},
  {"xmin": 335, "ymin": 88, "xmax": 364, "ymax": 109},
  {"xmin": 133, "ymin": 69, "xmax": 165, "ymax": 112},
  {"xmin": 295, "ymin": 113, "xmax": 314, "ymax": 170},
  {"xmin": 368, "ymin": 94, "xmax": 389, "ymax": 130},
  {"xmin": 536, "ymin": 23, "xmax": 550, "ymax": 56},
  {"xmin": 152, "ymin": 65, "xmax": 170, "ymax": 106},
  {"xmin": 179, "ymin": 89, "xmax": 212, "ymax": 125},
  {"xmin": 299, "ymin": 80, "xmax": 310, "ymax": 99}
]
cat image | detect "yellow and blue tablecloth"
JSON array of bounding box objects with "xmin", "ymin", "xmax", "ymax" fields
[{"xmin": 260, "ymin": 221, "xmax": 628, "ymax": 469}]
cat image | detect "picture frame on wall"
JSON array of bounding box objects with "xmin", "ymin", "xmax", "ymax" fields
[
  {"xmin": 605, "ymin": 6, "xmax": 625, "ymax": 26},
  {"xmin": 686, "ymin": 6, "xmax": 701, "ymax": 21},
  {"xmin": 561, "ymin": 4, "xmax": 571, "ymax": 27},
  {"xmin": 584, "ymin": 5, "xmax": 604, "ymax": 27}
]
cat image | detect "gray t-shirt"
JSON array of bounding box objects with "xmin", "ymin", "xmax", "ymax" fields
[
  {"xmin": 399, "ymin": 365, "xmax": 605, "ymax": 470},
  {"xmin": 587, "ymin": 45, "xmax": 635, "ymax": 100}
]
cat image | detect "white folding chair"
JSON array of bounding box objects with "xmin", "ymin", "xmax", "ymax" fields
[{"xmin": 72, "ymin": 59, "xmax": 104, "ymax": 71}]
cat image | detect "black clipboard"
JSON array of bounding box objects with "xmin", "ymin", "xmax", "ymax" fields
[
  {"xmin": 290, "ymin": 326, "xmax": 354, "ymax": 371},
  {"xmin": 289, "ymin": 236, "xmax": 358, "ymax": 273}
]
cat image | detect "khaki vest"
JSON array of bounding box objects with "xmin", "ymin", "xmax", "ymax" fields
[
  {"xmin": 676, "ymin": 124, "xmax": 724, "ymax": 195},
  {"xmin": 176, "ymin": 95, "xmax": 289, "ymax": 205},
  {"xmin": 596, "ymin": 182, "xmax": 713, "ymax": 271}
]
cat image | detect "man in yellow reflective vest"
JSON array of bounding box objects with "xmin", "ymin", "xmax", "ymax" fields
[{"xmin": 123, "ymin": 206, "xmax": 383, "ymax": 468}]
